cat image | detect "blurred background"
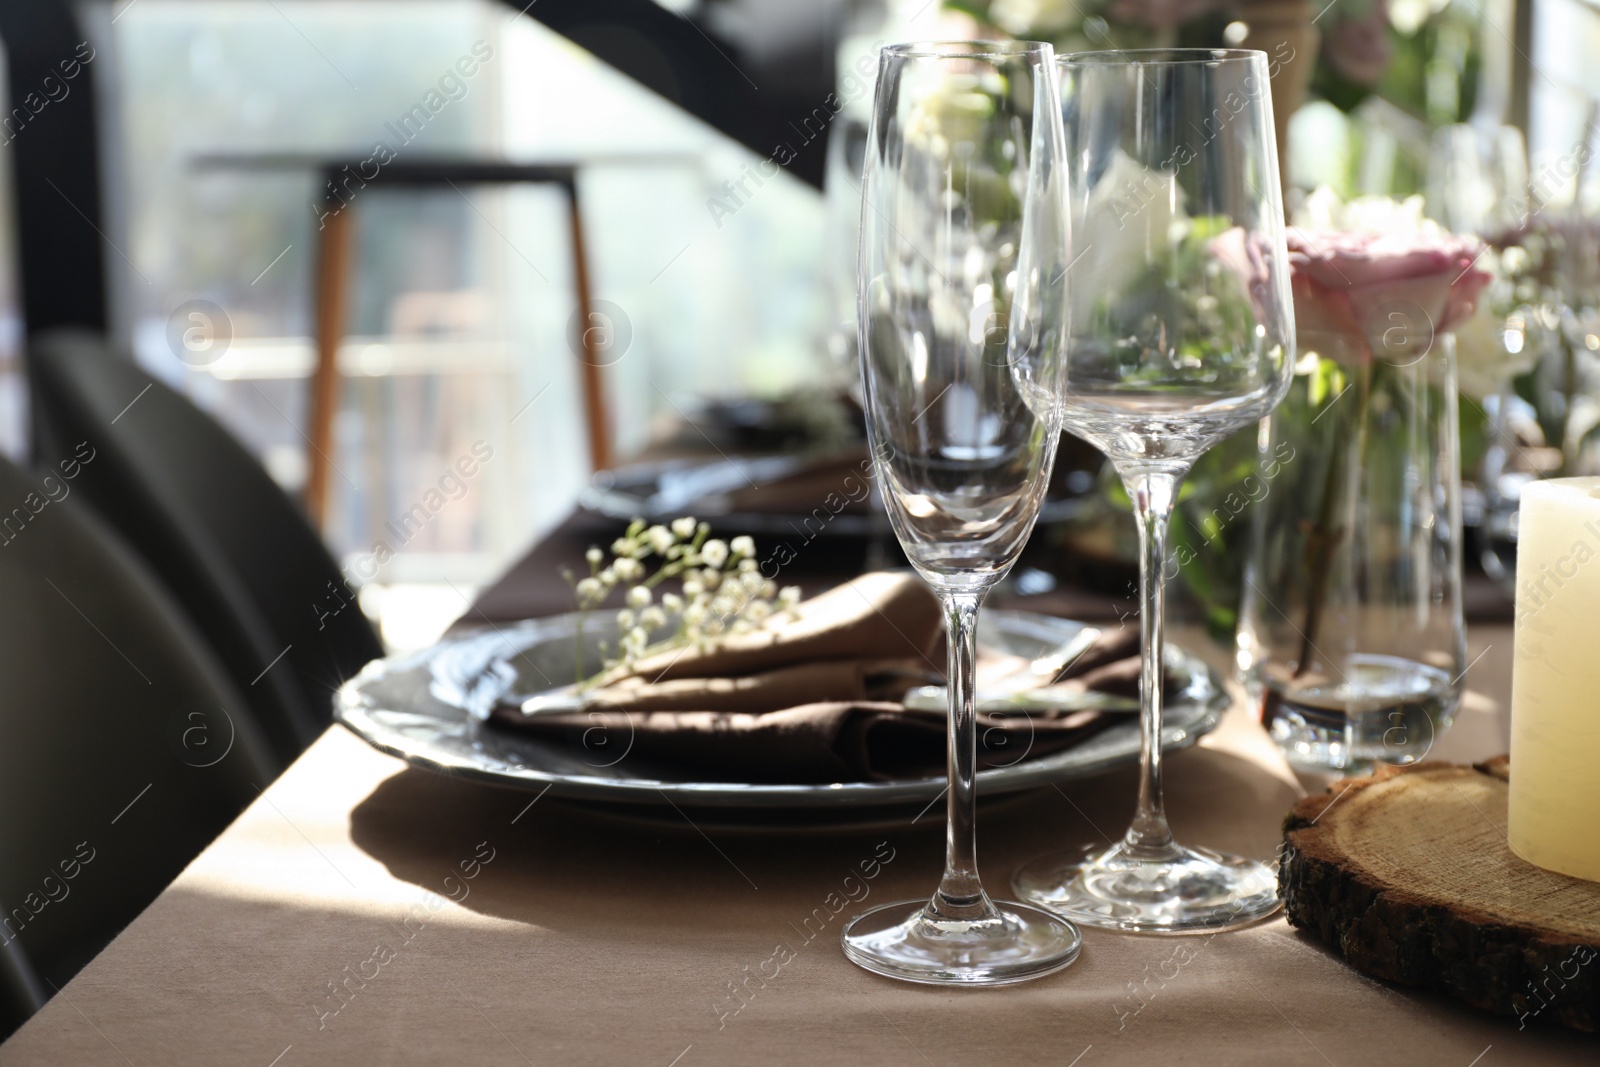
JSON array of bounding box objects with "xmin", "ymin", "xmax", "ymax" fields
[{"xmin": 1, "ymin": 0, "xmax": 1597, "ymax": 650}]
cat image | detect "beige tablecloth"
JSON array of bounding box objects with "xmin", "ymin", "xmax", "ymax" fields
[{"xmin": 0, "ymin": 624, "xmax": 1589, "ymax": 1065}]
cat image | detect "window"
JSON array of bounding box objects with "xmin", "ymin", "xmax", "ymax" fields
[{"xmin": 104, "ymin": 0, "xmax": 830, "ymax": 644}]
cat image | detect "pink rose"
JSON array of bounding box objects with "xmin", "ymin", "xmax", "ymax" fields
[
  {"xmin": 1323, "ymin": 0, "xmax": 1394, "ymax": 88},
  {"xmin": 1287, "ymin": 227, "xmax": 1492, "ymax": 363}
]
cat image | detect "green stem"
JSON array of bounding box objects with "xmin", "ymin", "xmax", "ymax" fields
[
  {"xmin": 1294, "ymin": 357, "xmax": 1373, "ymax": 679},
  {"xmin": 574, "ymin": 607, "xmax": 589, "ymax": 685},
  {"xmin": 644, "ymin": 559, "xmax": 690, "ymax": 589}
]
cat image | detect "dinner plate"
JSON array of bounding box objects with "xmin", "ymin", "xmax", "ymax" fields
[
  {"xmin": 335, "ymin": 610, "xmax": 1226, "ymax": 819},
  {"xmin": 578, "ymin": 455, "xmax": 1078, "ymax": 540},
  {"xmin": 579, "ymin": 453, "xmax": 881, "ymax": 538}
]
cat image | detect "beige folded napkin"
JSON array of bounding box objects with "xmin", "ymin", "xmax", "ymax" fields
[
  {"xmin": 489, "ymin": 572, "xmax": 1136, "ymax": 784},
  {"xmin": 621, "ymin": 570, "xmax": 942, "ymax": 682}
]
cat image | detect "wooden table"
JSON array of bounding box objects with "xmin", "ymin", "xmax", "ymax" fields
[{"xmin": 0, "ymin": 516, "xmax": 1585, "ymax": 1065}]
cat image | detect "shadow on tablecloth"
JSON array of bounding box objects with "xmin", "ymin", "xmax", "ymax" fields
[{"xmin": 344, "ymin": 741, "xmax": 1299, "ymax": 937}]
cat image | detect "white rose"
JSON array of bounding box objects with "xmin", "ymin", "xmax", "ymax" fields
[
  {"xmin": 1295, "ymin": 187, "xmax": 1435, "ymax": 235},
  {"xmin": 1454, "ymin": 296, "xmax": 1538, "ymax": 401}
]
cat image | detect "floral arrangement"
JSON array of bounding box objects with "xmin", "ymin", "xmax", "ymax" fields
[
  {"xmin": 1322, "ymin": 0, "xmax": 1484, "ymax": 123},
  {"xmin": 1480, "ymin": 215, "xmax": 1600, "ymax": 473},
  {"xmin": 949, "ymin": 0, "xmax": 1231, "ymax": 52},
  {"xmin": 1154, "ymin": 191, "xmax": 1494, "ymax": 642},
  {"xmin": 1489, "ymin": 216, "xmax": 1600, "ymax": 312},
  {"xmin": 566, "ymin": 518, "xmax": 800, "ymax": 685},
  {"xmin": 1266, "ymin": 190, "xmax": 1493, "ymax": 665},
  {"xmin": 1321, "ymin": 0, "xmax": 1394, "ymax": 92}
]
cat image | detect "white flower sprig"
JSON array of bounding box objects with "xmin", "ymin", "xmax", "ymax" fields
[{"xmin": 564, "ymin": 517, "xmax": 800, "ymax": 687}]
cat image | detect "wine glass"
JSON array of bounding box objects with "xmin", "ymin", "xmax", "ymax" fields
[
  {"xmin": 1427, "ymin": 125, "xmax": 1535, "ymax": 594},
  {"xmin": 843, "ymin": 39, "xmax": 1081, "ymax": 984},
  {"xmin": 1427, "ymin": 124, "xmax": 1528, "ymax": 240},
  {"xmin": 1012, "ymin": 49, "xmax": 1294, "ymax": 933}
]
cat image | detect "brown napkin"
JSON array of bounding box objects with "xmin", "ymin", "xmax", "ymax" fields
[
  {"xmin": 576, "ymin": 658, "xmax": 935, "ymax": 713},
  {"xmin": 503, "ymin": 701, "xmax": 1110, "ymax": 784},
  {"xmin": 723, "ymin": 448, "xmax": 874, "ymax": 515},
  {"xmin": 489, "ymin": 573, "xmax": 1145, "ymax": 783},
  {"xmin": 1047, "ymin": 624, "xmax": 1186, "ymax": 701}
]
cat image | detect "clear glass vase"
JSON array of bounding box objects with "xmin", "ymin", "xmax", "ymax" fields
[{"xmin": 1237, "ymin": 333, "xmax": 1467, "ymax": 772}]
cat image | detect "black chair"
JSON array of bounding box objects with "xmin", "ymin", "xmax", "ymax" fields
[
  {"xmin": 0, "ymin": 454, "xmax": 275, "ymax": 1036},
  {"xmin": 27, "ymin": 329, "xmax": 384, "ymax": 765}
]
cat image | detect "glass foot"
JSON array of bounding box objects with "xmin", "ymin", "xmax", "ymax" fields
[
  {"xmin": 1013, "ymin": 842, "xmax": 1281, "ymax": 934},
  {"xmin": 841, "ymin": 898, "xmax": 1081, "ymax": 986}
]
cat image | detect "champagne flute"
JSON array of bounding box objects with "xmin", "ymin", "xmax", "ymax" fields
[
  {"xmin": 842, "ymin": 39, "xmax": 1081, "ymax": 984},
  {"xmin": 1013, "ymin": 49, "xmax": 1294, "ymax": 933}
]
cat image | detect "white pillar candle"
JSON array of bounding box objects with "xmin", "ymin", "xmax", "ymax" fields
[{"xmin": 1509, "ymin": 477, "xmax": 1600, "ymax": 882}]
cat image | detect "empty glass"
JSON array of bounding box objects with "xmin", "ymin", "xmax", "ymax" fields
[
  {"xmin": 843, "ymin": 40, "xmax": 1081, "ymax": 984},
  {"xmin": 1013, "ymin": 50, "xmax": 1294, "ymax": 933},
  {"xmin": 1427, "ymin": 124, "xmax": 1529, "ymax": 241},
  {"xmin": 1427, "ymin": 124, "xmax": 1541, "ymax": 589}
]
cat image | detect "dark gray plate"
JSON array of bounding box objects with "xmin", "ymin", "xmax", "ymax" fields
[
  {"xmin": 578, "ymin": 456, "xmax": 1077, "ymax": 539},
  {"xmin": 579, "ymin": 454, "xmax": 881, "ymax": 538},
  {"xmin": 335, "ymin": 610, "xmax": 1225, "ymax": 817}
]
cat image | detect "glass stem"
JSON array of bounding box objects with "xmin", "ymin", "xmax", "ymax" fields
[
  {"xmin": 928, "ymin": 590, "xmax": 997, "ymax": 923},
  {"xmin": 1120, "ymin": 464, "xmax": 1190, "ymax": 864}
]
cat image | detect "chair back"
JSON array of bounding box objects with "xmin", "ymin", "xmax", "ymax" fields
[
  {"xmin": 28, "ymin": 329, "xmax": 384, "ymax": 763},
  {"xmin": 0, "ymin": 454, "xmax": 275, "ymax": 1033}
]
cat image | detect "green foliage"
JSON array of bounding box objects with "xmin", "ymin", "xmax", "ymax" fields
[
  {"xmin": 1092, "ymin": 214, "xmax": 1268, "ymax": 393},
  {"xmin": 1314, "ymin": 0, "xmax": 1482, "ymax": 123},
  {"xmin": 1458, "ymin": 390, "xmax": 1489, "ymax": 477},
  {"xmin": 1165, "ymin": 358, "xmax": 1349, "ymax": 644},
  {"xmin": 1169, "ymin": 425, "xmax": 1262, "ymax": 641}
]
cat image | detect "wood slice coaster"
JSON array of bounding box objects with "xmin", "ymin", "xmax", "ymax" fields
[{"xmin": 1280, "ymin": 758, "xmax": 1600, "ymax": 1033}]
